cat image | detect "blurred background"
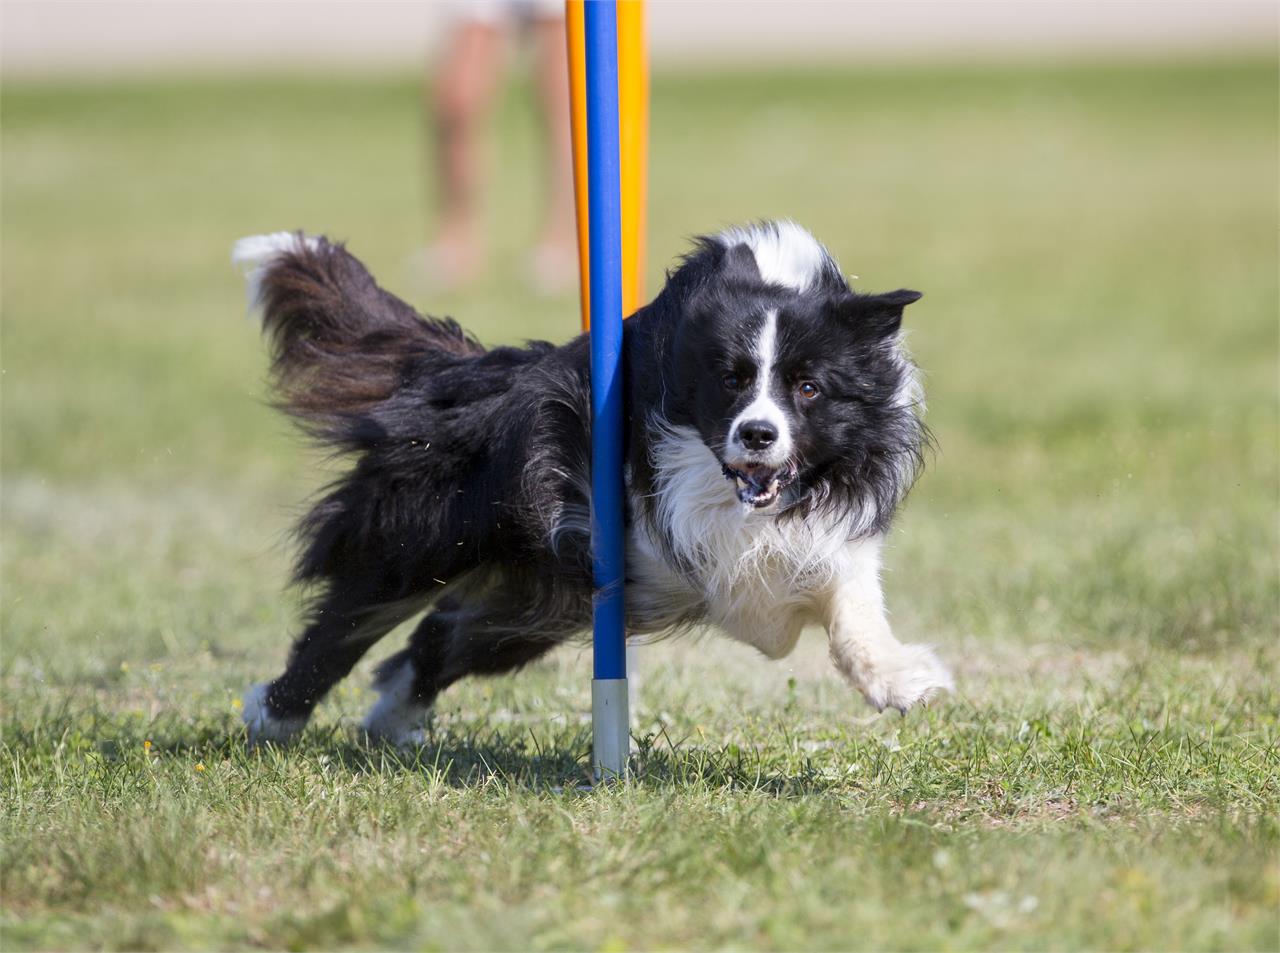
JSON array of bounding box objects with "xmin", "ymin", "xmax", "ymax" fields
[
  {"xmin": 3, "ymin": 3, "xmax": 1278, "ymax": 948},
  {"xmin": 2, "ymin": 0, "xmax": 1276, "ymax": 738}
]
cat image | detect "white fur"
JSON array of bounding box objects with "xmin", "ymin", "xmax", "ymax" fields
[
  {"xmin": 630, "ymin": 423, "xmax": 951, "ymax": 711},
  {"xmin": 822, "ymin": 540, "xmax": 953, "ymax": 712},
  {"xmin": 889, "ymin": 332, "xmax": 925, "ymax": 412},
  {"xmin": 727, "ymin": 309, "xmax": 792, "ymax": 466},
  {"xmin": 241, "ymin": 682, "xmax": 307, "ymax": 744},
  {"xmin": 231, "ymin": 231, "xmax": 320, "ymax": 314},
  {"xmin": 718, "ymin": 220, "xmax": 831, "ymax": 292},
  {"xmin": 362, "ymin": 660, "xmax": 431, "ymax": 746},
  {"xmin": 634, "ymin": 423, "xmax": 848, "ymax": 658}
]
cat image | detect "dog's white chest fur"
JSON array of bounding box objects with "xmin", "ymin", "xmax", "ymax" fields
[{"xmin": 627, "ymin": 425, "xmax": 852, "ymax": 656}]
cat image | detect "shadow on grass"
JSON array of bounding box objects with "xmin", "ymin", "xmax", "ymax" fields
[
  {"xmin": 241, "ymin": 724, "xmax": 855, "ymax": 796},
  {"xmin": 3, "ymin": 708, "xmax": 854, "ymax": 797}
]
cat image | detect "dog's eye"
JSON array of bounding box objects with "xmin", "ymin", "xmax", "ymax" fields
[
  {"xmin": 797, "ymin": 381, "xmax": 821, "ymax": 400},
  {"xmin": 722, "ymin": 373, "xmax": 742, "ymax": 391}
]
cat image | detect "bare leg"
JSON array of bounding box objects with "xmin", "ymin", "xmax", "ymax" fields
[
  {"xmin": 527, "ymin": 14, "xmax": 577, "ymax": 293},
  {"xmin": 823, "ymin": 538, "xmax": 953, "ymax": 713},
  {"xmin": 424, "ymin": 20, "xmax": 505, "ymax": 286}
]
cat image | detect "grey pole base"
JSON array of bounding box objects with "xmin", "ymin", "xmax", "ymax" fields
[{"xmin": 592, "ymin": 678, "xmax": 630, "ymax": 782}]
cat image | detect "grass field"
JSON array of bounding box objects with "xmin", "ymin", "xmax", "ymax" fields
[{"xmin": 2, "ymin": 57, "xmax": 1278, "ymax": 950}]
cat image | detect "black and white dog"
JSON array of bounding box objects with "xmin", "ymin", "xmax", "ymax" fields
[{"xmin": 234, "ymin": 221, "xmax": 951, "ymax": 744}]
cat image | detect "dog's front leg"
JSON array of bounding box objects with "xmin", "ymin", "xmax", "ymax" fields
[{"xmin": 822, "ymin": 539, "xmax": 953, "ymax": 713}]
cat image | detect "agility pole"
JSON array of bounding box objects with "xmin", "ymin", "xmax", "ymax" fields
[{"xmin": 578, "ymin": 0, "xmax": 628, "ymax": 781}]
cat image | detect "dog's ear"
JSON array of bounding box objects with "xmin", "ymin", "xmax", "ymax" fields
[
  {"xmin": 834, "ymin": 289, "xmax": 923, "ymax": 338},
  {"xmin": 720, "ymin": 242, "xmax": 762, "ymax": 285},
  {"xmin": 683, "ymin": 242, "xmax": 762, "ymax": 317}
]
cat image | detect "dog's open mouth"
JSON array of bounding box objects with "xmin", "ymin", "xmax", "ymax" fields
[{"xmin": 721, "ymin": 461, "xmax": 797, "ymax": 509}]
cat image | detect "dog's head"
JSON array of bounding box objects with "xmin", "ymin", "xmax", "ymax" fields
[{"xmin": 663, "ymin": 222, "xmax": 926, "ymax": 521}]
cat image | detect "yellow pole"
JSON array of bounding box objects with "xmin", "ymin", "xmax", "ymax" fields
[
  {"xmin": 567, "ymin": 0, "xmax": 648, "ymax": 331},
  {"xmin": 566, "ymin": 0, "xmax": 592, "ymax": 330},
  {"xmin": 617, "ymin": 0, "xmax": 648, "ymax": 320}
]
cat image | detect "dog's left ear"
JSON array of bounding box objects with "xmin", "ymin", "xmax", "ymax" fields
[
  {"xmin": 720, "ymin": 242, "xmax": 763, "ymax": 285},
  {"xmin": 835, "ymin": 289, "xmax": 923, "ymax": 338}
]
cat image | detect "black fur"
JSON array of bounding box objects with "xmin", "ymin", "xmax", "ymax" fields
[{"xmin": 244, "ymin": 225, "xmax": 926, "ymax": 727}]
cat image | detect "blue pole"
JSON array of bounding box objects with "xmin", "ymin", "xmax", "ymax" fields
[{"xmin": 585, "ymin": 0, "xmax": 629, "ymax": 779}]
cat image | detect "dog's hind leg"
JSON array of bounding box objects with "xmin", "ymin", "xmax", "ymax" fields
[
  {"xmin": 362, "ymin": 596, "xmax": 572, "ymax": 745},
  {"xmin": 243, "ymin": 589, "xmax": 424, "ymax": 744}
]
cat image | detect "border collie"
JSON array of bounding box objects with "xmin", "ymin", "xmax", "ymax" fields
[{"xmin": 234, "ymin": 221, "xmax": 951, "ymax": 744}]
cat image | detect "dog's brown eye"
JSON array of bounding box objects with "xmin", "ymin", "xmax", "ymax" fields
[
  {"xmin": 722, "ymin": 373, "xmax": 742, "ymax": 391},
  {"xmin": 798, "ymin": 381, "xmax": 821, "ymax": 400}
]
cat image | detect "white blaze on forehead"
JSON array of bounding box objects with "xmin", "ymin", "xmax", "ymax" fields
[
  {"xmin": 754, "ymin": 309, "xmax": 779, "ymax": 398},
  {"xmin": 728, "ymin": 309, "xmax": 791, "ymax": 464},
  {"xmin": 718, "ymin": 220, "xmax": 832, "ymax": 292}
]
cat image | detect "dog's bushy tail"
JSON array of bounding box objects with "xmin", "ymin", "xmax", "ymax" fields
[{"xmin": 232, "ymin": 232, "xmax": 483, "ymax": 433}]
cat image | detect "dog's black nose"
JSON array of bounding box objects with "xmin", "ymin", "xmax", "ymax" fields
[{"xmin": 737, "ymin": 419, "xmax": 778, "ymax": 451}]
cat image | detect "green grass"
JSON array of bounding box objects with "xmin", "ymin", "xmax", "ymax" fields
[{"xmin": 2, "ymin": 57, "xmax": 1278, "ymax": 950}]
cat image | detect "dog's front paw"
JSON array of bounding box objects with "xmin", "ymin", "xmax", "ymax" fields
[{"xmin": 856, "ymin": 643, "xmax": 953, "ymax": 714}]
